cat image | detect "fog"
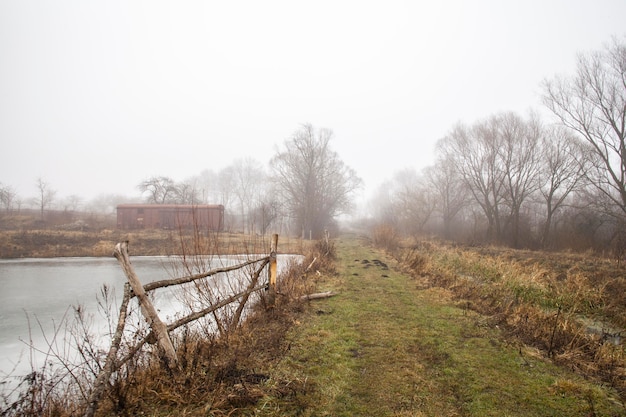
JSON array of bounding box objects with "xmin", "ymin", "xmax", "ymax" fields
[{"xmin": 1, "ymin": 0, "xmax": 625, "ymax": 205}]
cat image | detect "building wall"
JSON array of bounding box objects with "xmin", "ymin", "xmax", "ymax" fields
[{"xmin": 116, "ymin": 204, "xmax": 224, "ymax": 231}]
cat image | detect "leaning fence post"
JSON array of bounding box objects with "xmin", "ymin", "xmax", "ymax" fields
[
  {"xmin": 114, "ymin": 241, "xmax": 178, "ymax": 370},
  {"xmin": 267, "ymin": 233, "xmax": 278, "ymax": 307}
]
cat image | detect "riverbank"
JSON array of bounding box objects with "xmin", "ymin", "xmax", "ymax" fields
[{"xmin": 0, "ymin": 229, "xmax": 307, "ymax": 258}]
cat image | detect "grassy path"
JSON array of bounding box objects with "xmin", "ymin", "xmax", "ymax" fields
[{"xmin": 263, "ymin": 236, "xmax": 622, "ymax": 416}]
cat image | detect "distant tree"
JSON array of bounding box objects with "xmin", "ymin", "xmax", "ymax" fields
[
  {"xmin": 537, "ymin": 126, "xmax": 588, "ymax": 247},
  {"xmin": 63, "ymin": 194, "xmax": 83, "ymax": 212},
  {"xmin": 173, "ymin": 181, "xmax": 200, "ymax": 204},
  {"xmin": 366, "ymin": 178, "xmax": 409, "ymax": 247},
  {"xmin": 438, "ymin": 120, "xmax": 507, "ymax": 242},
  {"xmin": 423, "ymin": 156, "xmax": 468, "ymax": 239},
  {"xmin": 369, "ymin": 179, "xmax": 400, "ymax": 229},
  {"xmin": 271, "ymin": 124, "xmax": 362, "ymax": 239},
  {"xmin": 35, "ymin": 177, "xmax": 56, "ymax": 221},
  {"xmin": 389, "ymin": 169, "xmax": 436, "ymax": 237},
  {"xmin": 216, "ymin": 166, "xmax": 236, "ymax": 229},
  {"xmin": 437, "ymin": 112, "xmax": 543, "ymax": 245},
  {"xmin": 0, "ymin": 183, "xmax": 17, "ymax": 211},
  {"xmin": 216, "ymin": 166, "xmax": 235, "ymax": 207},
  {"xmin": 250, "ymin": 197, "xmax": 281, "ymax": 235},
  {"xmin": 542, "ymin": 37, "xmax": 626, "ymax": 218},
  {"xmin": 138, "ymin": 176, "xmax": 177, "ymax": 204},
  {"xmin": 498, "ymin": 112, "xmax": 543, "ymax": 247},
  {"xmin": 230, "ymin": 158, "xmax": 267, "ymax": 233},
  {"xmin": 186, "ymin": 169, "xmax": 215, "ymax": 204}
]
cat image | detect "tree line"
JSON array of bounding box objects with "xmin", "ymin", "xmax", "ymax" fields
[
  {"xmin": 370, "ymin": 37, "xmax": 625, "ymax": 252},
  {"xmin": 131, "ymin": 124, "xmax": 362, "ymax": 239}
]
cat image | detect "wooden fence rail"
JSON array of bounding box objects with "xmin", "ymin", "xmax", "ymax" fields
[{"xmin": 84, "ymin": 235, "xmax": 279, "ymax": 417}]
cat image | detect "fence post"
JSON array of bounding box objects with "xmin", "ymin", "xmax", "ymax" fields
[
  {"xmin": 114, "ymin": 241, "xmax": 178, "ymax": 370},
  {"xmin": 268, "ymin": 233, "xmax": 278, "ymax": 307}
]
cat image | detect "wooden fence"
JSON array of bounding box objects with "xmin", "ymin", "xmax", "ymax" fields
[{"xmin": 84, "ymin": 234, "xmax": 280, "ymax": 417}]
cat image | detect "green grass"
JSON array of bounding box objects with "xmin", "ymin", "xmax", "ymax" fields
[{"xmin": 257, "ymin": 235, "xmax": 624, "ymax": 416}]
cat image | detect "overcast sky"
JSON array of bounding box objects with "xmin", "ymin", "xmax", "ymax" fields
[{"xmin": 1, "ymin": 1, "xmax": 625, "ymax": 206}]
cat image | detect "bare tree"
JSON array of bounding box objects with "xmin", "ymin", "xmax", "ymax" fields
[
  {"xmin": 0, "ymin": 183, "xmax": 17, "ymax": 212},
  {"xmin": 173, "ymin": 181, "xmax": 200, "ymax": 204},
  {"xmin": 35, "ymin": 177, "xmax": 56, "ymax": 221},
  {"xmin": 437, "ymin": 113, "xmax": 544, "ymax": 245},
  {"xmin": 271, "ymin": 124, "xmax": 362, "ymax": 239},
  {"xmin": 423, "ymin": 156, "xmax": 468, "ymax": 239},
  {"xmin": 215, "ymin": 166, "xmax": 236, "ymax": 230},
  {"xmin": 542, "ymin": 37, "xmax": 626, "ymax": 217},
  {"xmin": 538, "ymin": 126, "xmax": 589, "ymax": 247},
  {"xmin": 186, "ymin": 169, "xmax": 215, "ymax": 204},
  {"xmin": 138, "ymin": 176, "xmax": 177, "ymax": 204},
  {"xmin": 438, "ymin": 120, "xmax": 507, "ymax": 242},
  {"xmin": 388, "ymin": 169, "xmax": 436, "ymax": 237},
  {"xmin": 250, "ymin": 196, "xmax": 281, "ymax": 236},
  {"xmin": 368, "ymin": 179, "xmax": 399, "ymax": 228},
  {"xmin": 230, "ymin": 158, "xmax": 267, "ymax": 233},
  {"xmin": 63, "ymin": 194, "xmax": 83, "ymax": 212},
  {"xmin": 499, "ymin": 112, "xmax": 543, "ymax": 247}
]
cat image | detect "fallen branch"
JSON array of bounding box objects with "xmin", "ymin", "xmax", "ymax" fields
[{"xmin": 299, "ymin": 291, "xmax": 337, "ymax": 301}]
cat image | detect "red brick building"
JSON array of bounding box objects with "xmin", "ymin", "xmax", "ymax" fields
[{"xmin": 116, "ymin": 204, "xmax": 224, "ymax": 231}]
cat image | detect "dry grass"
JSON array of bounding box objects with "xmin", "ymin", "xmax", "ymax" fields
[{"xmin": 391, "ymin": 238, "xmax": 626, "ymax": 402}]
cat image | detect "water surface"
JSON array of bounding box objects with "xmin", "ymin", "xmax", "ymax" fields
[{"xmin": 0, "ymin": 254, "xmax": 292, "ymax": 379}]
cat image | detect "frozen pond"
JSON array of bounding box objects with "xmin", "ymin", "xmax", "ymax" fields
[{"xmin": 0, "ymin": 254, "xmax": 299, "ymax": 381}]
